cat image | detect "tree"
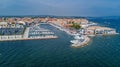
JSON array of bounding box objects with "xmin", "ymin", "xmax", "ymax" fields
[{"xmin": 71, "ymin": 22, "xmax": 81, "ymax": 29}]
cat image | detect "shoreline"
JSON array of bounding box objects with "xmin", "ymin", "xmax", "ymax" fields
[
  {"xmin": 0, "ymin": 24, "xmax": 58, "ymax": 42},
  {"xmin": 0, "ymin": 36, "xmax": 58, "ymax": 42},
  {"xmin": 70, "ymin": 33, "xmax": 119, "ymax": 48}
]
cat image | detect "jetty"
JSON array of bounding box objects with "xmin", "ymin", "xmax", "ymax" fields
[
  {"xmin": 50, "ymin": 23, "xmax": 73, "ymax": 35},
  {"xmin": 71, "ymin": 36, "xmax": 90, "ymax": 47}
]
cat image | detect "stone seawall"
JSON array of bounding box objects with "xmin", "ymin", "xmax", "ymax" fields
[{"xmin": 0, "ymin": 36, "xmax": 58, "ymax": 41}]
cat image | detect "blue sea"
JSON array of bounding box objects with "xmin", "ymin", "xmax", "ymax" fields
[{"xmin": 0, "ymin": 18, "xmax": 120, "ymax": 67}]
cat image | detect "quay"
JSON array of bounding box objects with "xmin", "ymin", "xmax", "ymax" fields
[
  {"xmin": 49, "ymin": 23, "xmax": 73, "ymax": 35},
  {"xmin": 0, "ymin": 36, "xmax": 58, "ymax": 41}
]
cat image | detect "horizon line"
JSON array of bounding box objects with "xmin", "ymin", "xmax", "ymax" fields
[{"xmin": 0, "ymin": 15, "xmax": 120, "ymax": 18}]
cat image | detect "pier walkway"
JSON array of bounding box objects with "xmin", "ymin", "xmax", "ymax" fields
[{"xmin": 23, "ymin": 27, "xmax": 30, "ymax": 38}]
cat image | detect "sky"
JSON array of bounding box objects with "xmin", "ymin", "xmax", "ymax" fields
[{"xmin": 0, "ymin": 0, "xmax": 120, "ymax": 16}]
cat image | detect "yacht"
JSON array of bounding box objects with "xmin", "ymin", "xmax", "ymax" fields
[
  {"xmin": 74, "ymin": 35, "xmax": 81, "ymax": 39},
  {"xmin": 70, "ymin": 40, "xmax": 79, "ymax": 44},
  {"xmin": 70, "ymin": 33, "xmax": 85, "ymax": 44}
]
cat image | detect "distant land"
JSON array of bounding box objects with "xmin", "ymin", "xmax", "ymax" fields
[{"xmin": 0, "ymin": 15, "xmax": 120, "ymax": 20}]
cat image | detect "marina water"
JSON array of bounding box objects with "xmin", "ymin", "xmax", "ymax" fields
[{"xmin": 0, "ymin": 18, "xmax": 120, "ymax": 67}]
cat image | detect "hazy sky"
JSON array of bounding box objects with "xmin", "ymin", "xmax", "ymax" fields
[{"xmin": 0, "ymin": 0, "xmax": 120, "ymax": 16}]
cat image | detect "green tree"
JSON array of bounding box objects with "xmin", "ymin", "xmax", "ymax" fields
[{"xmin": 71, "ymin": 22, "xmax": 81, "ymax": 29}]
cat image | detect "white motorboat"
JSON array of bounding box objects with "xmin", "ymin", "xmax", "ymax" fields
[
  {"xmin": 70, "ymin": 40, "xmax": 79, "ymax": 44},
  {"xmin": 74, "ymin": 35, "xmax": 81, "ymax": 39}
]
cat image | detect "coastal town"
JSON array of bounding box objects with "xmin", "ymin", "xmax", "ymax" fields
[{"xmin": 0, "ymin": 17, "xmax": 118, "ymax": 47}]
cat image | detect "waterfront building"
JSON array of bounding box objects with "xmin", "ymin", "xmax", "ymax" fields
[
  {"xmin": 0, "ymin": 22, "xmax": 8, "ymax": 28},
  {"xmin": 86, "ymin": 26, "xmax": 117, "ymax": 35},
  {"xmin": 0, "ymin": 22, "xmax": 25, "ymax": 35},
  {"xmin": 0, "ymin": 21, "xmax": 25, "ymax": 28}
]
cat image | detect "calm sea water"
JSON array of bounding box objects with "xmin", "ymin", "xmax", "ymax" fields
[{"xmin": 0, "ymin": 18, "xmax": 120, "ymax": 67}]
